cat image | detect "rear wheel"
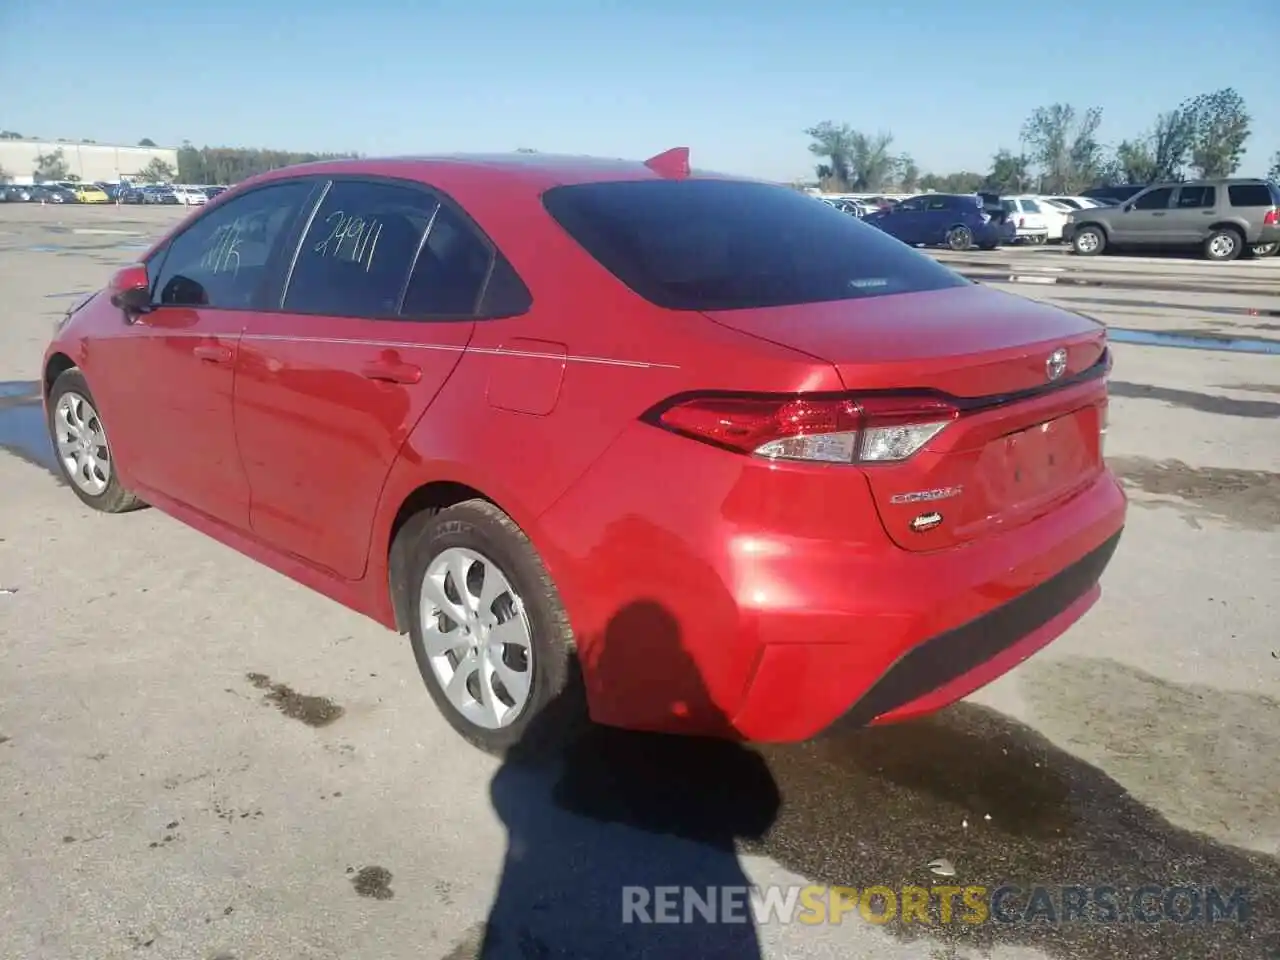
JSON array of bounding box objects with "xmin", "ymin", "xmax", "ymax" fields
[
  {"xmin": 404, "ymin": 499, "xmax": 582, "ymax": 755},
  {"xmin": 1203, "ymin": 227, "xmax": 1243, "ymax": 262},
  {"xmin": 946, "ymin": 225, "xmax": 973, "ymax": 251},
  {"xmin": 1073, "ymin": 226, "xmax": 1106, "ymax": 256},
  {"xmin": 1249, "ymin": 242, "xmax": 1278, "ymax": 258},
  {"xmin": 46, "ymin": 369, "xmax": 144, "ymax": 513}
]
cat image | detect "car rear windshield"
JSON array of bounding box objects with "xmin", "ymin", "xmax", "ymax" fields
[{"xmin": 541, "ymin": 179, "xmax": 969, "ymax": 311}]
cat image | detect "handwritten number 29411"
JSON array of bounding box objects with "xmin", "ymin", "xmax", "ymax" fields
[{"xmin": 313, "ymin": 210, "xmax": 383, "ymax": 271}]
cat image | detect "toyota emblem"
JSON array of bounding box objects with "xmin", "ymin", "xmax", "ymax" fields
[{"xmin": 1046, "ymin": 348, "xmax": 1068, "ymax": 382}]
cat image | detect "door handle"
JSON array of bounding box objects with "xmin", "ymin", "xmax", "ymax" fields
[
  {"xmin": 1151, "ymin": 212, "xmax": 1166, "ymax": 217},
  {"xmin": 361, "ymin": 359, "xmax": 422, "ymax": 384},
  {"xmin": 193, "ymin": 344, "xmax": 232, "ymax": 363}
]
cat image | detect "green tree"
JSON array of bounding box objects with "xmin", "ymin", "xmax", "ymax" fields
[
  {"xmin": 138, "ymin": 138, "xmax": 157, "ymax": 147},
  {"xmin": 805, "ymin": 121, "xmax": 858, "ymax": 190},
  {"xmin": 1269, "ymin": 151, "xmax": 1280, "ymax": 181},
  {"xmin": 33, "ymin": 148, "xmax": 70, "ymax": 182},
  {"xmin": 138, "ymin": 158, "xmax": 175, "ymax": 182},
  {"xmin": 983, "ymin": 149, "xmax": 1030, "ymax": 193},
  {"xmin": 918, "ymin": 171, "xmax": 984, "ymax": 193},
  {"xmin": 1148, "ymin": 109, "xmax": 1195, "ymax": 180},
  {"xmin": 1111, "ymin": 139, "xmax": 1157, "ymax": 185},
  {"xmin": 895, "ymin": 154, "xmax": 920, "ymax": 192},
  {"xmin": 0, "ymin": 130, "xmax": 21, "ymax": 139},
  {"xmin": 1020, "ymin": 103, "xmax": 1104, "ymax": 193},
  {"xmin": 175, "ymin": 142, "xmax": 359, "ymax": 185},
  {"xmin": 1181, "ymin": 88, "xmax": 1250, "ymax": 178}
]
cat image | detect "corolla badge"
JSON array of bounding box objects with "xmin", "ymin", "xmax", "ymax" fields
[{"xmin": 1046, "ymin": 348, "xmax": 1068, "ymax": 382}]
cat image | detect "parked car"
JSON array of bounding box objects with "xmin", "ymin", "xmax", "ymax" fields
[
  {"xmin": 863, "ymin": 193, "xmax": 1011, "ymax": 250},
  {"xmin": 143, "ymin": 185, "xmax": 180, "ymax": 204},
  {"xmin": 171, "ymin": 185, "xmax": 207, "ymax": 205},
  {"xmin": 1046, "ymin": 196, "xmax": 1110, "ymax": 212},
  {"xmin": 204, "ymin": 185, "xmax": 228, "ymax": 200},
  {"xmin": 1064, "ymin": 178, "xmax": 1280, "ymax": 261},
  {"xmin": 1000, "ymin": 197, "xmax": 1052, "ymax": 244},
  {"xmin": 72, "ymin": 183, "xmax": 110, "ymax": 203},
  {"xmin": 1081, "ymin": 184, "xmax": 1149, "ymax": 204},
  {"xmin": 32, "ymin": 185, "xmax": 76, "ymax": 203},
  {"xmin": 41, "ymin": 150, "xmax": 1125, "ymax": 750}
]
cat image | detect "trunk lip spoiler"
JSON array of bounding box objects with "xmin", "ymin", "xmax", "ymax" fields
[{"xmin": 640, "ymin": 349, "xmax": 1111, "ymax": 425}]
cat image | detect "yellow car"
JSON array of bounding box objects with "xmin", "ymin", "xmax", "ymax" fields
[{"xmin": 72, "ymin": 184, "xmax": 110, "ymax": 203}]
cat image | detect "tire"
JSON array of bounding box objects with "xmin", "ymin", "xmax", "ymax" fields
[
  {"xmin": 1249, "ymin": 242, "xmax": 1278, "ymax": 258},
  {"xmin": 1073, "ymin": 226, "xmax": 1106, "ymax": 256},
  {"xmin": 403, "ymin": 499, "xmax": 581, "ymax": 756},
  {"xmin": 1203, "ymin": 227, "xmax": 1243, "ymax": 262},
  {"xmin": 978, "ymin": 242, "xmax": 998, "ymax": 251},
  {"xmin": 46, "ymin": 369, "xmax": 145, "ymax": 513},
  {"xmin": 946, "ymin": 225, "xmax": 973, "ymax": 251}
]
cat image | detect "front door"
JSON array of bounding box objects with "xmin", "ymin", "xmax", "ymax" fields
[
  {"xmin": 105, "ymin": 179, "xmax": 318, "ymax": 529},
  {"xmin": 235, "ymin": 177, "xmax": 493, "ymax": 579},
  {"xmin": 1112, "ymin": 186, "xmax": 1174, "ymax": 243}
]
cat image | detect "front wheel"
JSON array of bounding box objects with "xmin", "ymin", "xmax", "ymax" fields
[
  {"xmin": 1073, "ymin": 226, "xmax": 1106, "ymax": 256},
  {"xmin": 46, "ymin": 369, "xmax": 145, "ymax": 513},
  {"xmin": 404, "ymin": 499, "xmax": 581, "ymax": 755}
]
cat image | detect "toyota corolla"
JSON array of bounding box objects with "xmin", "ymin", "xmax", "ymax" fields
[{"xmin": 42, "ymin": 149, "xmax": 1125, "ymax": 751}]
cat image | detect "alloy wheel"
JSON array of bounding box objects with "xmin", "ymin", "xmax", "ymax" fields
[
  {"xmin": 419, "ymin": 546, "xmax": 534, "ymax": 730},
  {"xmin": 54, "ymin": 391, "xmax": 111, "ymax": 496}
]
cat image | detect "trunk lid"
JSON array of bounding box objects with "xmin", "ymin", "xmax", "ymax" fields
[{"xmin": 701, "ymin": 284, "xmax": 1110, "ymax": 551}]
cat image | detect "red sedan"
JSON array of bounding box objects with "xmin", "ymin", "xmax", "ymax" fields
[{"xmin": 41, "ymin": 148, "xmax": 1125, "ymax": 751}]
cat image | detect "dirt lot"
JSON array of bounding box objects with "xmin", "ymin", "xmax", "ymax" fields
[{"xmin": 1, "ymin": 204, "xmax": 1278, "ymax": 960}]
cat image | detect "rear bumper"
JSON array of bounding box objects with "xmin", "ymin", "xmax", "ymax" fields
[
  {"xmin": 1256, "ymin": 225, "xmax": 1280, "ymax": 245},
  {"xmin": 537, "ymin": 422, "xmax": 1127, "ymax": 743}
]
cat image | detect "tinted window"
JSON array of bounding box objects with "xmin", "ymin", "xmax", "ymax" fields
[
  {"xmin": 284, "ymin": 180, "xmax": 440, "ymax": 318},
  {"xmin": 153, "ymin": 181, "xmax": 313, "ymax": 309},
  {"xmin": 542, "ymin": 179, "xmax": 968, "ymax": 311},
  {"xmin": 1020, "ymin": 199, "xmax": 1044, "ymax": 213},
  {"xmin": 1132, "ymin": 188, "xmax": 1173, "ymax": 210},
  {"xmin": 895, "ymin": 198, "xmax": 924, "ymax": 212},
  {"xmin": 1176, "ymin": 186, "xmax": 1215, "ymax": 208},
  {"xmin": 400, "ymin": 203, "xmax": 495, "ymax": 316},
  {"xmin": 924, "ymin": 197, "xmax": 951, "ymax": 211},
  {"xmin": 1227, "ymin": 184, "xmax": 1275, "ymax": 207}
]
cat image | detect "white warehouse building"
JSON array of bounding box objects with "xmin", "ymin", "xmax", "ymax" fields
[{"xmin": 0, "ymin": 139, "xmax": 179, "ymax": 184}]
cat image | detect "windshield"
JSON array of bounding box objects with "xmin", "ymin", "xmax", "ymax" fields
[{"xmin": 542, "ymin": 179, "xmax": 968, "ymax": 312}]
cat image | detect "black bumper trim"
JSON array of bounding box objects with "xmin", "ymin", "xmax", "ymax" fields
[{"xmin": 835, "ymin": 528, "xmax": 1123, "ymax": 728}]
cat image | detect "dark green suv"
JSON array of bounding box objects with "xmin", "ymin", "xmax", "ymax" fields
[{"xmin": 1063, "ymin": 179, "xmax": 1280, "ymax": 261}]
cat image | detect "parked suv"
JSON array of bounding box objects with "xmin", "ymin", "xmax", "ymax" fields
[{"xmin": 1064, "ymin": 179, "xmax": 1280, "ymax": 261}]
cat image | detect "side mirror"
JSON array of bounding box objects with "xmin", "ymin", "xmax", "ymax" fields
[{"xmin": 108, "ymin": 263, "xmax": 151, "ymax": 315}]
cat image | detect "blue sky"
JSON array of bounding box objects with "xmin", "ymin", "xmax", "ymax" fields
[{"xmin": 2, "ymin": 0, "xmax": 1276, "ymax": 181}]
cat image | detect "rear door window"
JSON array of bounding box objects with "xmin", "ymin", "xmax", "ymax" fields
[
  {"xmin": 283, "ymin": 179, "xmax": 442, "ymax": 318},
  {"xmin": 1176, "ymin": 185, "xmax": 1215, "ymax": 208},
  {"xmin": 542, "ymin": 179, "xmax": 967, "ymax": 311},
  {"xmin": 1227, "ymin": 184, "xmax": 1275, "ymax": 207}
]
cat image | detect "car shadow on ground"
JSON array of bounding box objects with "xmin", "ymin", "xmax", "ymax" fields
[
  {"xmin": 0, "ymin": 381, "xmax": 60, "ymax": 481},
  {"xmin": 447, "ymin": 600, "xmax": 1280, "ymax": 960}
]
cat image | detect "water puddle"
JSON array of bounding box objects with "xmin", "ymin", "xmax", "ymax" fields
[
  {"xmin": 1054, "ymin": 295, "xmax": 1280, "ymax": 320},
  {"xmin": 1108, "ymin": 328, "xmax": 1280, "ymax": 355},
  {"xmin": 0, "ymin": 381, "xmax": 58, "ymax": 477},
  {"xmin": 964, "ymin": 270, "xmax": 1274, "ymax": 297}
]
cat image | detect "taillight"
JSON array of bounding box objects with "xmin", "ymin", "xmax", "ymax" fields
[
  {"xmin": 646, "ymin": 394, "xmax": 959, "ymax": 464},
  {"xmin": 1264, "ymin": 209, "xmax": 1278, "ymax": 226},
  {"xmin": 1018, "ymin": 217, "xmax": 1026, "ymax": 228}
]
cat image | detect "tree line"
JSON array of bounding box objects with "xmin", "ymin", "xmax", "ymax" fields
[{"xmin": 807, "ymin": 87, "xmax": 1279, "ymax": 195}]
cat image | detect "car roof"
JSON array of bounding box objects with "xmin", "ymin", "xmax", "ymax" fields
[{"xmin": 243, "ymin": 151, "xmax": 757, "ymax": 195}]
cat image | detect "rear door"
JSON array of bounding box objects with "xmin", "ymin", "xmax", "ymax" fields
[
  {"xmin": 920, "ymin": 196, "xmax": 954, "ymax": 244},
  {"xmin": 1169, "ymin": 184, "xmax": 1217, "ymax": 242},
  {"xmin": 234, "ymin": 176, "xmax": 493, "ymax": 579}
]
